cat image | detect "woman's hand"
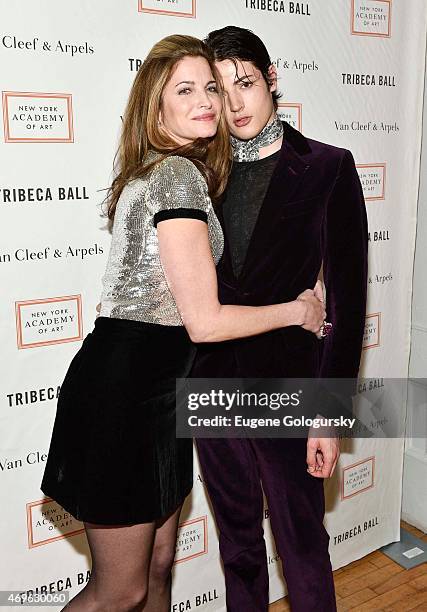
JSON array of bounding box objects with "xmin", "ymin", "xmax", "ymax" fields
[
  {"xmin": 157, "ymin": 218, "xmax": 324, "ymax": 343},
  {"xmin": 296, "ymin": 280, "xmax": 326, "ymax": 336}
]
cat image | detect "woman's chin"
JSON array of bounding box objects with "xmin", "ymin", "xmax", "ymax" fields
[{"xmin": 193, "ymin": 126, "xmax": 218, "ymax": 140}]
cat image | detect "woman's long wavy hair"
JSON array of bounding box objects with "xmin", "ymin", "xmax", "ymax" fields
[{"xmin": 106, "ymin": 35, "xmax": 231, "ymax": 221}]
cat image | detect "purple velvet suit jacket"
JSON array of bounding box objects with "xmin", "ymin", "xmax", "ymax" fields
[{"xmin": 192, "ymin": 121, "xmax": 368, "ymax": 380}]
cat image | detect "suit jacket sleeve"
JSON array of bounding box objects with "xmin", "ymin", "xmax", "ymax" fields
[{"xmin": 319, "ymin": 148, "xmax": 368, "ymax": 383}]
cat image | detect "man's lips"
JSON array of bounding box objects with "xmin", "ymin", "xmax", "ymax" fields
[
  {"xmin": 234, "ymin": 116, "xmax": 251, "ymax": 127},
  {"xmin": 192, "ymin": 113, "xmax": 216, "ymax": 121}
]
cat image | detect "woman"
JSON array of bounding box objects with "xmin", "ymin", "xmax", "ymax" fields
[{"xmin": 41, "ymin": 35, "xmax": 325, "ymax": 611}]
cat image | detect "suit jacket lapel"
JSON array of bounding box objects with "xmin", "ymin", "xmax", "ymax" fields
[
  {"xmin": 218, "ymin": 122, "xmax": 312, "ymax": 286},
  {"xmin": 215, "ymin": 195, "xmax": 235, "ymax": 285},
  {"xmin": 238, "ymin": 128, "xmax": 311, "ymax": 282}
]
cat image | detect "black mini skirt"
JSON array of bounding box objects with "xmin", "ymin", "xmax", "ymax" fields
[{"xmin": 41, "ymin": 316, "xmax": 196, "ymax": 525}]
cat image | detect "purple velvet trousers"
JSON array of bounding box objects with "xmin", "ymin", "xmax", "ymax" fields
[{"xmin": 196, "ymin": 437, "xmax": 337, "ymax": 612}]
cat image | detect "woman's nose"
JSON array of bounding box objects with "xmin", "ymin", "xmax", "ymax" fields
[{"xmin": 198, "ymin": 90, "xmax": 213, "ymax": 108}]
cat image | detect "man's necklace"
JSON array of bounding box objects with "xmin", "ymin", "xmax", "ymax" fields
[{"xmin": 230, "ymin": 116, "xmax": 283, "ymax": 162}]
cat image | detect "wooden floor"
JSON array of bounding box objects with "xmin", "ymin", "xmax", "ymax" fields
[{"xmin": 269, "ymin": 521, "xmax": 427, "ymax": 611}]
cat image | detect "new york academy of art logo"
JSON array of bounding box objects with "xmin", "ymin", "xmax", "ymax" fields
[
  {"xmin": 277, "ymin": 103, "xmax": 302, "ymax": 131},
  {"xmin": 175, "ymin": 516, "xmax": 208, "ymax": 563},
  {"xmin": 27, "ymin": 498, "xmax": 84, "ymax": 548},
  {"xmin": 356, "ymin": 164, "xmax": 386, "ymax": 200},
  {"xmin": 15, "ymin": 295, "xmax": 83, "ymax": 349},
  {"xmin": 2, "ymin": 91, "xmax": 74, "ymax": 143},
  {"xmin": 341, "ymin": 456, "xmax": 375, "ymax": 499},
  {"xmin": 138, "ymin": 0, "xmax": 196, "ymax": 18},
  {"xmin": 363, "ymin": 313, "xmax": 381, "ymax": 349},
  {"xmin": 351, "ymin": 0, "xmax": 392, "ymax": 38}
]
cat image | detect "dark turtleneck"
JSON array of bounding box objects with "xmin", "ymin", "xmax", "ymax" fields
[{"xmin": 222, "ymin": 150, "xmax": 281, "ymax": 278}]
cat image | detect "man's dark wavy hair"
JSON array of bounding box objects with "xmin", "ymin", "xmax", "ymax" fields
[{"xmin": 204, "ymin": 25, "xmax": 281, "ymax": 110}]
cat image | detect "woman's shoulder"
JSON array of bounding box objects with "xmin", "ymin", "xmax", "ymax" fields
[
  {"xmin": 148, "ymin": 154, "xmax": 208, "ymax": 204},
  {"xmin": 146, "ymin": 153, "xmax": 210, "ymax": 214},
  {"xmin": 151, "ymin": 154, "xmax": 204, "ymax": 184},
  {"xmin": 123, "ymin": 155, "xmax": 203, "ymax": 196}
]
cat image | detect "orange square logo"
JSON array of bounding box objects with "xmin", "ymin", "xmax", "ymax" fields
[
  {"xmin": 27, "ymin": 498, "xmax": 84, "ymax": 548},
  {"xmin": 16, "ymin": 295, "xmax": 83, "ymax": 349},
  {"xmin": 363, "ymin": 313, "xmax": 381, "ymax": 349},
  {"xmin": 2, "ymin": 92, "xmax": 74, "ymax": 143},
  {"xmin": 138, "ymin": 0, "xmax": 196, "ymax": 18},
  {"xmin": 351, "ymin": 0, "xmax": 392, "ymax": 38},
  {"xmin": 277, "ymin": 103, "xmax": 302, "ymax": 131},
  {"xmin": 341, "ymin": 456, "xmax": 375, "ymax": 499},
  {"xmin": 175, "ymin": 515, "xmax": 208, "ymax": 563},
  {"xmin": 356, "ymin": 164, "xmax": 386, "ymax": 200}
]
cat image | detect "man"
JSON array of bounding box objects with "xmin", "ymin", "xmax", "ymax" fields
[{"xmin": 192, "ymin": 26, "xmax": 368, "ymax": 611}]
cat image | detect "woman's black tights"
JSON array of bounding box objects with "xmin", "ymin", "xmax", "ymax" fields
[{"xmin": 62, "ymin": 505, "xmax": 182, "ymax": 612}]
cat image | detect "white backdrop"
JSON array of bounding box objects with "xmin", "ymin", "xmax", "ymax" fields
[{"xmin": 1, "ymin": 1, "xmax": 427, "ymax": 609}]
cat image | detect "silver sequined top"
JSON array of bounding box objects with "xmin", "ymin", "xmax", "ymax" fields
[{"xmin": 99, "ymin": 155, "xmax": 224, "ymax": 326}]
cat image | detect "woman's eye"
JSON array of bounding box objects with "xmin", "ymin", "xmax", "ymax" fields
[
  {"xmin": 207, "ymin": 85, "xmax": 218, "ymax": 93},
  {"xmin": 178, "ymin": 87, "xmax": 192, "ymax": 95},
  {"xmin": 240, "ymin": 81, "xmax": 253, "ymax": 89}
]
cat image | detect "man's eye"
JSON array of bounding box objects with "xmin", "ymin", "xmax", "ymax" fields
[{"xmin": 178, "ymin": 87, "xmax": 192, "ymax": 95}]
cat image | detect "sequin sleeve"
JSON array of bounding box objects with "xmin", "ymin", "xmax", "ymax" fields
[
  {"xmin": 98, "ymin": 153, "xmax": 223, "ymax": 326},
  {"xmin": 149, "ymin": 156, "xmax": 211, "ymax": 227}
]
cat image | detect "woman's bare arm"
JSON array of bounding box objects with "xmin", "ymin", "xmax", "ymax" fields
[{"xmin": 157, "ymin": 218, "xmax": 325, "ymax": 343}]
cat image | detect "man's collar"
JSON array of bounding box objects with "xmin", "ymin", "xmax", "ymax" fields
[{"xmin": 281, "ymin": 120, "xmax": 312, "ymax": 156}]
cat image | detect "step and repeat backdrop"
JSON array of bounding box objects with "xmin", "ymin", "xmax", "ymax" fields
[{"xmin": 1, "ymin": 1, "xmax": 427, "ymax": 609}]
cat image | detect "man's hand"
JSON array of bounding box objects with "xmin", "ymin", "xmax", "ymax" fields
[
  {"xmin": 306, "ymin": 417, "xmax": 340, "ymax": 478},
  {"xmin": 296, "ymin": 280, "xmax": 327, "ymax": 337}
]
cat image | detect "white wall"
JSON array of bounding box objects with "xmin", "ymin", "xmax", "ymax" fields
[{"xmin": 402, "ymin": 43, "xmax": 427, "ymax": 533}]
